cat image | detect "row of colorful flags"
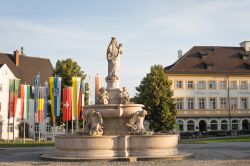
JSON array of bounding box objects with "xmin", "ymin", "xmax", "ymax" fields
[{"xmin": 8, "ymin": 76, "xmax": 90, "ymax": 124}]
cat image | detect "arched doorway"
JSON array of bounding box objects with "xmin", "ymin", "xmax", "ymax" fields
[
  {"xmin": 187, "ymin": 120, "xmax": 195, "ymax": 131},
  {"xmin": 242, "ymin": 120, "xmax": 249, "ymax": 131},
  {"xmin": 199, "ymin": 120, "xmax": 207, "ymax": 132},
  {"xmin": 210, "ymin": 120, "xmax": 218, "ymax": 131},
  {"xmin": 221, "ymin": 120, "xmax": 228, "ymax": 131},
  {"xmin": 232, "ymin": 120, "xmax": 239, "ymax": 130},
  {"xmin": 177, "ymin": 120, "xmax": 184, "ymax": 132},
  {"xmin": 19, "ymin": 122, "xmax": 29, "ymax": 138}
]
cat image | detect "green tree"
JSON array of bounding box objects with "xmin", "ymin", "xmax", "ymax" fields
[
  {"xmin": 53, "ymin": 58, "xmax": 86, "ymax": 126},
  {"xmin": 54, "ymin": 58, "xmax": 86, "ymax": 87},
  {"xmin": 134, "ymin": 65, "xmax": 176, "ymax": 132}
]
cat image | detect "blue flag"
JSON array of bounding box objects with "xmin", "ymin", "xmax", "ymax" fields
[{"xmin": 34, "ymin": 73, "xmax": 40, "ymax": 113}]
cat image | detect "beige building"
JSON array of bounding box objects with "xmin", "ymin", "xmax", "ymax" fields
[{"xmin": 165, "ymin": 41, "xmax": 250, "ymax": 134}]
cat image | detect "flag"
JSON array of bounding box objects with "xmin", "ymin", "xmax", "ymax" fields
[
  {"xmin": 78, "ymin": 84, "xmax": 82, "ymax": 119},
  {"xmin": 8, "ymin": 79, "xmax": 20, "ymax": 118},
  {"xmin": 49, "ymin": 77, "xmax": 62, "ymax": 121},
  {"xmin": 85, "ymin": 82, "xmax": 90, "ymax": 106},
  {"xmin": 81, "ymin": 80, "xmax": 85, "ymax": 119},
  {"xmin": 20, "ymin": 84, "xmax": 30, "ymax": 120},
  {"xmin": 44, "ymin": 82, "xmax": 49, "ymax": 120},
  {"xmin": 63, "ymin": 87, "xmax": 72, "ymax": 122},
  {"xmin": 34, "ymin": 74, "xmax": 40, "ymax": 113},
  {"xmin": 37, "ymin": 87, "xmax": 45, "ymax": 123},
  {"xmin": 72, "ymin": 77, "xmax": 81, "ymax": 120},
  {"xmin": 95, "ymin": 75, "xmax": 101, "ymax": 104}
]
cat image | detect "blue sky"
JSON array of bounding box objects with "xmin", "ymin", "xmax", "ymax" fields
[{"xmin": 1, "ymin": 0, "xmax": 250, "ymax": 98}]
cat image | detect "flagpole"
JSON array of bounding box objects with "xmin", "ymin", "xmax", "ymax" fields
[
  {"xmin": 66, "ymin": 121, "xmax": 68, "ymax": 135},
  {"xmin": 12, "ymin": 116, "xmax": 15, "ymax": 143},
  {"xmin": 53, "ymin": 117, "xmax": 55, "ymax": 142},
  {"xmin": 71, "ymin": 120, "xmax": 73, "ymax": 134},
  {"xmin": 39, "ymin": 123, "xmax": 41, "ymax": 143},
  {"xmin": 23, "ymin": 120, "xmax": 26, "ymax": 144},
  {"xmin": 34, "ymin": 104, "xmax": 36, "ymax": 142},
  {"xmin": 7, "ymin": 118, "xmax": 9, "ymax": 143}
]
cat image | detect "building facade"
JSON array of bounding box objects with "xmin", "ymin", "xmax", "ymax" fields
[
  {"xmin": 165, "ymin": 41, "xmax": 250, "ymax": 134},
  {"xmin": 0, "ymin": 49, "xmax": 55, "ymax": 141}
]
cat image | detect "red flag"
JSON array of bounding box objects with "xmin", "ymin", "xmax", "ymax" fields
[{"xmin": 63, "ymin": 87, "xmax": 72, "ymax": 122}]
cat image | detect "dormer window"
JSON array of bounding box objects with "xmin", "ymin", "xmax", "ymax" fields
[
  {"xmin": 244, "ymin": 61, "xmax": 250, "ymax": 69},
  {"xmin": 207, "ymin": 65, "xmax": 214, "ymax": 70},
  {"xmin": 199, "ymin": 51, "xmax": 208, "ymax": 60},
  {"xmin": 203, "ymin": 60, "xmax": 214, "ymax": 70},
  {"xmin": 240, "ymin": 52, "xmax": 249, "ymax": 60}
]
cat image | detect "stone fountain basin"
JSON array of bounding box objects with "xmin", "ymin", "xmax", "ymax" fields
[
  {"xmin": 52, "ymin": 134, "xmax": 179, "ymax": 159},
  {"xmin": 86, "ymin": 104, "xmax": 144, "ymax": 118}
]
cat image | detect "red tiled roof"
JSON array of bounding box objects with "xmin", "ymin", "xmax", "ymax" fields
[{"xmin": 165, "ymin": 46, "xmax": 250, "ymax": 75}]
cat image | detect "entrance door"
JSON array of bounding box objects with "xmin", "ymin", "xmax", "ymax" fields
[
  {"xmin": 199, "ymin": 120, "xmax": 207, "ymax": 132},
  {"xmin": 19, "ymin": 122, "xmax": 29, "ymax": 138},
  {"xmin": 242, "ymin": 120, "xmax": 249, "ymax": 130}
]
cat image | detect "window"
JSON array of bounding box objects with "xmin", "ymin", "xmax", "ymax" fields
[
  {"xmin": 240, "ymin": 81, "xmax": 248, "ymax": 90},
  {"xmin": 210, "ymin": 120, "xmax": 218, "ymax": 131},
  {"xmin": 197, "ymin": 81, "xmax": 206, "ymax": 89},
  {"xmin": 209, "ymin": 98, "xmax": 216, "ymax": 109},
  {"xmin": 198, "ymin": 98, "xmax": 205, "ymax": 110},
  {"xmin": 8, "ymin": 123, "xmax": 13, "ymax": 132},
  {"xmin": 220, "ymin": 98, "xmax": 227, "ymax": 109},
  {"xmin": 241, "ymin": 98, "xmax": 248, "ymax": 110},
  {"xmin": 176, "ymin": 98, "xmax": 184, "ymax": 110},
  {"xmin": 230, "ymin": 81, "xmax": 237, "ymax": 89},
  {"xmin": 46, "ymin": 123, "xmax": 52, "ymax": 132},
  {"xmin": 219, "ymin": 81, "xmax": 227, "ymax": 89},
  {"xmin": 175, "ymin": 81, "xmax": 183, "ymax": 89},
  {"xmin": 208, "ymin": 81, "xmax": 216, "ymax": 90},
  {"xmin": 187, "ymin": 98, "xmax": 194, "ymax": 110},
  {"xmin": 230, "ymin": 98, "xmax": 237, "ymax": 110},
  {"xmin": 177, "ymin": 120, "xmax": 184, "ymax": 131},
  {"xmin": 187, "ymin": 120, "xmax": 195, "ymax": 131},
  {"xmin": 187, "ymin": 81, "xmax": 194, "ymax": 89},
  {"xmin": 232, "ymin": 120, "xmax": 239, "ymax": 130},
  {"xmin": 221, "ymin": 120, "xmax": 228, "ymax": 131},
  {"xmin": 207, "ymin": 65, "xmax": 214, "ymax": 70},
  {"xmin": 35, "ymin": 123, "xmax": 39, "ymax": 132}
]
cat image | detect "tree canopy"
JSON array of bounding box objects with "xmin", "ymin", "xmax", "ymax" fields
[
  {"xmin": 134, "ymin": 65, "xmax": 176, "ymax": 132},
  {"xmin": 54, "ymin": 58, "xmax": 86, "ymax": 87}
]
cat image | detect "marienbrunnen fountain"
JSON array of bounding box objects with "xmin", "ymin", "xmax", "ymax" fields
[{"xmin": 42, "ymin": 37, "xmax": 190, "ymax": 161}]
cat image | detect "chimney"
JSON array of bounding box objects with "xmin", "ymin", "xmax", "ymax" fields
[
  {"xmin": 14, "ymin": 48, "xmax": 23, "ymax": 66},
  {"xmin": 178, "ymin": 49, "xmax": 182, "ymax": 59},
  {"xmin": 240, "ymin": 41, "xmax": 250, "ymax": 51}
]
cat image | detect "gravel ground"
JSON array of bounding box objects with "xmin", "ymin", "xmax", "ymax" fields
[{"xmin": 0, "ymin": 142, "xmax": 250, "ymax": 166}]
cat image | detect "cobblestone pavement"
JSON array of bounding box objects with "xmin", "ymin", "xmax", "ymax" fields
[{"xmin": 0, "ymin": 142, "xmax": 250, "ymax": 166}]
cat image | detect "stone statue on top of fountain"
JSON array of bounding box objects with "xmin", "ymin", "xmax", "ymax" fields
[
  {"xmin": 106, "ymin": 37, "xmax": 123, "ymax": 81},
  {"xmin": 119, "ymin": 87, "xmax": 130, "ymax": 104},
  {"xmin": 126, "ymin": 109, "xmax": 148, "ymax": 134},
  {"xmin": 85, "ymin": 109, "xmax": 104, "ymax": 136},
  {"xmin": 97, "ymin": 87, "xmax": 109, "ymax": 105}
]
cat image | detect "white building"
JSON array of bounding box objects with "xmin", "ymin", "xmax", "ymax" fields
[
  {"xmin": 165, "ymin": 41, "xmax": 250, "ymax": 134},
  {"xmin": 0, "ymin": 49, "xmax": 56, "ymax": 141}
]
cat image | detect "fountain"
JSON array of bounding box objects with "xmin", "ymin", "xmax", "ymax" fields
[{"xmin": 42, "ymin": 37, "xmax": 191, "ymax": 161}]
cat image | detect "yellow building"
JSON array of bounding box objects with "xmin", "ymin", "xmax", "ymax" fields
[{"xmin": 165, "ymin": 41, "xmax": 250, "ymax": 135}]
